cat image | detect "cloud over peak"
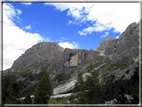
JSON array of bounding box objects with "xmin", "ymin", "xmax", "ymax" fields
[
  {"xmin": 45, "ymin": 3, "xmax": 140, "ymax": 36},
  {"xmin": 101, "ymin": 32, "xmax": 109, "ymax": 38},
  {"xmin": 3, "ymin": 3, "xmax": 47, "ymax": 70},
  {"xmin": 59, "ymin": 41, "xmax": 79, "ymax": 49}
]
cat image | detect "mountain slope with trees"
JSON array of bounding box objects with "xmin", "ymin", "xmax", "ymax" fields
[{"xmin": 2, "ymin": 19, "xmax": 141, "ymax": 104}]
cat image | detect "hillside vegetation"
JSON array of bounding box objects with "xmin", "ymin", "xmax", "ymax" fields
[{"xmin": 2, "ymin": 19, "xmax": 141, "ymax": 105}]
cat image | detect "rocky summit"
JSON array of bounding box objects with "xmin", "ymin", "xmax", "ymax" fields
[
  {"xmin": 3, "ymin": 20, "xmax": 141, "ymax": 97},
  {"xmin": 10, "ymin": 42, "xmax": 64, "ymax": 73}
]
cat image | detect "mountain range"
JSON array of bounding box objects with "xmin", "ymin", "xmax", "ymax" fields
[{"xmin": 3, "ymin": 19, "xmax": 141, "ymax": 97}]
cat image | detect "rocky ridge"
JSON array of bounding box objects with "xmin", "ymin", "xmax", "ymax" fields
[
  {"xmin": 3, "ymin": 19, "xmax": 141, "ymax": 96},
  {"xmin": 10, "ymin": 42, "xmax": 64, "ymax": 73}
]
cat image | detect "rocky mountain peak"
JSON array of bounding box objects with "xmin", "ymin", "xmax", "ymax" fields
[
  {"xmin": 96, "ymin": 36, "xmax": 115, "ymax": 51},
  {"xmin": 3, "ymin": 20, "xmax": 140, "ymax": 97},
  {"xmin": 118, "ymin": 22, "xmax": 138, "ymax": 41},
  {"xmin": 125, "ymin": 22, "xmax": 137, "ymax": 32},
  {"xmin": 108, "ymin": 36, "xmax": 115, "ymax": 41},
  {"xmin": 104, "ymin": 20, "xmax": 139, "ymax": 63},
  {"xmin": 96, "ymin": 39, "xmax": 108, "ymax": 51},
  {"xmin": 10, "ymin": 42, "xmax": 64, "ymax": 72}
]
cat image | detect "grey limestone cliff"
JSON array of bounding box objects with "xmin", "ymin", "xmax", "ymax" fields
[
  {"xmin": 3, "ymin": 19, "xmax": 140, "ymax": 96},
  {"xmin": 10, "ymin": 42, "xmax": 64, "ymax": 72}
]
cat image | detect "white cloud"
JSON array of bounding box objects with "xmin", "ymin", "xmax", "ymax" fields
[
  {"xmin": 25, "ymin": 25, "xmax": 31, "ymax": 30},
  {"xmin": 87, "ymin": 3, "xmax": 140, "ymax": 33},
  {"xmin": 72, "ymin": 42, "xmax": 79, "ymax": 49},
  {"xmin": 59, "ymin": 37, "xmax": 67, "ymax": 42},
  {"xmin": 67, "ymin": 20, "xmax": 76, "ymax": 25},
  {"xmin": 116, "ymin": 36, "xmax": 119, "ymax": 39},
  {"xmin": 45, "ymin": 3, "xmax": 89, "ymax": 20},
  {"xmin": 78, "ymin": 23, "xmax": 112, "ymax": 36},
  {"xmin": 67, "ymin": 8, "xmax": 81, "ymax": 19},
  {"xmin": 82, "ymin": 26, "xmax": 95, "ymax": 34},
  {"xmin": 59, "ymin": 41, "xmax": 79, "ymax": 49},
  {"xmin": 93, "ymin": 22, "xmax": 112, "ymax": 32},
  {"xmin": 3, "ymin": 3, "xmax": 16, "ymax": 25},
  {"xmin": 22, "ymin": 3, "xmax": 32, "ymax": 6},
  {"xmin": 78, "ymin": 31, "xmax": 87, "ymax": 36},
  {"xmin": 46, "ymin": 3, "xmax": 140, "ymax": 34},
  {"xmin": 67, "ymin": 20, "xmax": 72, "ymax": 25},
  {"xmin": 45, "ymin": 3, "xmax": 85, "ymax": 12},
  {"xmin": 42, "ymin": 37, "xmax": 50, "ymax": 42},
  {"xmin": 101, "ymin": 32, "xmax": 109, "ymax": 38},
  {"xmin": 16, "ymin": 9, "xmax": 22, "ymax": 15},
  {"xmin": 78, "ymin": 26, "xmax": 95, "ymax": 35},
  {"xmin": 3, "ymin": 3, "xmax": 47, "ymax": 70},
  {"xmin": 67, "ymin": 20, "xmax": 82, "ymax": 26}
]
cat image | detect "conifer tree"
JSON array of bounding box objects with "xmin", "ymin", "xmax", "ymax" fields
[
  {"xmin": 2, "ymin": 73, "xmax": 11, "ymax": 104},
  {"xmin": 114, "ymin": 86, "xmax": 130, "ymax": 104},
  {"xmin": 85, "ymin": 61, "xmax": 103, "ymax": 104},
  {"xmin": 34, "ymin": 70, "xmax": 53, "ymax": 104},
  {"xmin": 114, "ymin": 66, "xmax": 139, "ymax": 104},
  {"xmin": 71, "ymin": 71, "xmax": 87, "ymax": 104},
  {"xmin": 23, "ymin": 92, "xmax": 32, "ymax": 104},
  {"xmin": 69, "ymin": 61, "xmax": 103, "ymax": 104},
  {"xmin": 73, "ymin": 72, "xmax": 85, "ymax": 92},
  {"xmin": 130, "ymin": 66, "xmax": 139, "ymax": 104},
  {"xmin": 9, "ymin": 81, "xmax": 21, "ymax": 104}
]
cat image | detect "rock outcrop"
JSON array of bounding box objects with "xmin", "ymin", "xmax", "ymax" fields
[
  {"xmin": 96, "ymin": 20, "xmax": 139, "ymax": 65},
  {"xmin": 96, "ymin": 36, "xmax": 116, "ymax": 51},
  {"xmin": 105, "ymin": 22, "xmax": 139, "ymax": 64},
  {"xmin": 3, "ymin": 19, "xmax": 140, "ymax": 97},
  {"xmin": 10, "ymin": 42, "xmax": 64, "ymax": 72}
]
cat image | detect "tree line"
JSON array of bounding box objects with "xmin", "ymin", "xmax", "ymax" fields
[
  {"xmin": 2, "ymin": 62, "xmax": 139, "ymax": 104},
  {"xmin": 69, "ymin": 62, "xmax": 139, "ymax": 104},
  {"xmin": 2, "ymin": 69, "xmax": 53, "ymax": 104}
]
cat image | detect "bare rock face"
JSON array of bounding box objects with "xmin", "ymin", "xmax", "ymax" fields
[
  {"xmin": 96, "ymin": 21, "xmax": 139, "ymax": 61},
  {"xmin": 70, "ymin": 54, "xmax": 78, "ymax": 66},
  {"xmin": 3, "ymin": 20, "xmax": 140, "ymax": 96},
  {"xmin": 62, "ymin": 49, "xmax": 99, "ymax": 67},
  {"xmin": 96, "ymin": 36, "xmax": 116, "ymax": 51},
  {"xmin": 104, "ymin": 22, "xmax": 139, "ymax": 64},
  {"xmin": 16, "ymin": 76, "xmax": 25, "ymax": 82},
  {"xmin": 7, "ymin": 19, "xmax": 140, "ymax": 76},
  {"xmin": 7, "ymin": 41, "xmax": 100, "ymax": 75},
  {"xmin": 108, "ymin": 36, "xmax": 115, "ymax": 41},
  {"xmin": 96, "ymin": 39, "xmax": 108, "ymax": 51},
  {"xmin": 10, "ymin": 42, "xmax": 64, "ymax": 72}
]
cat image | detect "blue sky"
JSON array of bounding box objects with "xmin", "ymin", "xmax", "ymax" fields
[
  {"xmin": 3, "ymin": 2, "xmax": 140, "ymax": 70},
  {"xmin": 6, "ymin": 3, "xmax": 120, "ymax": 50}
]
